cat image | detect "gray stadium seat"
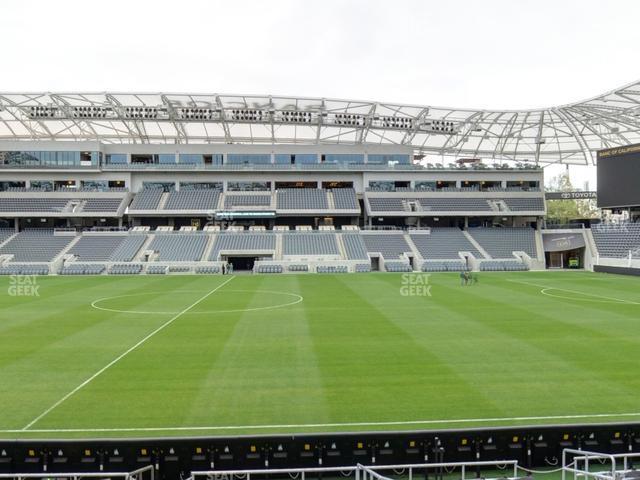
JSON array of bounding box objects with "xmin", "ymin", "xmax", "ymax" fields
[
  {"xmin": 164, "ymin": 190, "xmax": 220, "ymax": 210},
  {"xmin": 224, "ymin": 194, "xmax": 271, "ymax": 209},
  {"xmin": 110, "ymin": 235, "xmax": 147, "ymax": 261},
  {"xmin": 148, "ymin": 234, "xmax": 208, "ymax": 261},
  {"xmin": 68, "ymin": 235, "xmax": 129, "ymax": 261},
  {"xmin": 129, "ymin": 189, "xmax": 163, "ymax": 210},
  {"xmin": 209, "ymin": 233, "xmax": 276, "ymax": 260},
  {"xmin": 282, "ymin": 233, "xmax": 339, "ymax": 256},
  {"xmin": 332, "ymin": 188, "xmax": 358, "ymax": 209},
  {"xmin": 410, "ymin": 229, "xmax": 481, "ymax": 259},
  {"xmin": 277, "ymin": 189, "xmax": 328, "ymax": 209},
  {"xmin": 591, "ymin": 223, "xmax": 640, "ymax": 258},
  {"xmin": 361, "ymin": 233, "xmax": 412, "ymax": 259},
  {"xmin": 0, "ymin": 230, "xmax": 75, "ymax": 262},
  {"xmin": 342, "ymin": 233, "xmax": 369, "ymax": 260},
  {"xmin": 467, "ymin": 227, "xmax": 537, "ymax": 258}
]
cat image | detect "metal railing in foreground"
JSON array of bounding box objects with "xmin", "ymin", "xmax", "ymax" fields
[
  {"xmin": 0, "ymin": 464, "xmax": 154, "ymax": 480},
  {"xmin": 188, "ymin": 460, "xmax": 521, "ymax": 480},
  {"xmin": 562, "ymin": 449, "xmax": 640, "ymax": 480}
]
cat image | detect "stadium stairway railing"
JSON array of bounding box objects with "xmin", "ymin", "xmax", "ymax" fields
[{"xmin": 187, "ymin": 460, "xmax": 520, "ymax": 480}]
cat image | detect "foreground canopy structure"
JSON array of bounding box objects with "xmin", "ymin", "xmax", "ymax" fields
[{"xmin": 0, "ymin": 79, "xmax": 639, "ymax": 165}]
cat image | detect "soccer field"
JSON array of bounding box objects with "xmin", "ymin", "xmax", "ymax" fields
[{"xmin": 1, "ymin": 271, "xmax": 640, "ymax": 439}]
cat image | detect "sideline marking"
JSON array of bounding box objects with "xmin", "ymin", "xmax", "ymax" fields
[
  {"xmin": 7, "ymin": 411, "xmax": 640, "ymax": 434},
  {"xmin": 22, "ymin": 276, "xmax": 236, "ymax": 431},
  {"xmin": 506, "ymin": 279, "xmax": 640, "ymax": 305},
  {"xmin": 90, "ymin": 289, "xmax": 303, "ymax": 315}
]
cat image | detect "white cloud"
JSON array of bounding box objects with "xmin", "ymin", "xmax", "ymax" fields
[{"xmin": 1, "ymin": 0, "xmax": 637, "ymax": 108}]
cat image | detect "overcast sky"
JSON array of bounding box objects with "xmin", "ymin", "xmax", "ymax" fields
[{"xmin": 1, "ymin": 0, "xmax": 638, "ymax": 186}]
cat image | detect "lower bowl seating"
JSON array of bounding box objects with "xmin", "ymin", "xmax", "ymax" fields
[
  {"xmin": 108, "ymin": 264, "xmax": 143, "ymax": 275},
  {"xmin": 0, "ymin": 264, "xmax": 49, "ymax": 275},
  {"xmin": 288, "ymin": 264, "xmax": 309, "ymax": 272},
  {"xmin": 146, "ymin": 265, "xmax": 168, "ymax": 274},
  {"xmin": 61, "ymin": 264, "xmax": 105, "ymax": 275},
  {"xmin": 255, "ymin": 264, "xmax": 283, "ymax": 274},
  {"xmin": 317, "ymin": 265, "xmax": 348, "ymax": 273},
  {"xmin": 385, "ymin": 261, "xmax": 412, "ymax": 272},
  {"xmin": 195, "ymin": 265, "xmax": 221, "ymax": 274}
]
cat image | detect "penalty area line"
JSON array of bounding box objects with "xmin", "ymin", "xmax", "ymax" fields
[
  {"xmin": 7, "ymin": 411, "xmax": 640, "ymax": 434},
  {"xmin": 21, "ymin": 275, "xmax": 236, "ymax": 431}
]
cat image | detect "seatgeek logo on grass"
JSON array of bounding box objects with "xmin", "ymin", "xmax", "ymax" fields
[
  {"xmin": 400, "ymin": 273, "xmax": 432, "ymax": 297},
  {"xmin": 8, "ymin": 275, "xmax": 40, "ymax": 297}
]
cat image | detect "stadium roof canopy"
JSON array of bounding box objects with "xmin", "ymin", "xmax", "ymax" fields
[{"xmin": 0, "ymin": 79, "xmax": 639, "ymax": 165}]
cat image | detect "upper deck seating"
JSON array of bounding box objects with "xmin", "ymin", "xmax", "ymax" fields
[
  {"xmin": 419, "ymin": 198, "xmax": 491, "ymax": 211},
  {"xmin": 277, "ymin": 189, "xmax": 328, "ymax": 209},
  {"xmin": 129, "ymin": 189, "xmax": 163, "ymax": 210},
  {"xmin": 224, "ymin": 194, "xmax": 272, "ymax": 209},
  {"xmin": 367, "ymin": 198, "xmax": 407, "ymax": 211},
  {"xmin": 0, "ymin": 198, "xmax": 70, "ymax": 212},
  {"xmin": 502, "ymin": 198, "xmax": 544, "ymax": 211},
  {"xmin": 332, "ymin": 188, "xmax": 358, "ymax": 209},
  {"xmin": 82, "ymin": 198, "xmax": 125, "ymax": 213},
  {"xmin": 164, "ymin": 189, "xmax": 220, "ymax": 210}
]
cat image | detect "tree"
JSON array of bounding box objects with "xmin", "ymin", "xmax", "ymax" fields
[{"xmin": 545, "ymin": 172, "xmax": 598, "ymax": 223}]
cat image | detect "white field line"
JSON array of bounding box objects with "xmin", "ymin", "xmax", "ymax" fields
[
  {"xmin": 21, "ymin": 276, "xmax": 236, "ymax": 431},
  {"xmin": 90, "ymin": 289, "xmax": 303, "ymax": 315},
  {"xmin": 506, "ymin": 279, "xmax": 640, "ymax": 305},
  {"xmin": 5, "ymin": 411, "xmax": 640, "ymax": 434}
]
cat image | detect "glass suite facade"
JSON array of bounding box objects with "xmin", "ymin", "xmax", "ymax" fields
[
  {"xmin": 322, "ymin": 154, "xmax": 364, "ymax": 164},
  {"xmin": 274, "ymin": 154, "xmax": 318, "ymax": 164},
  {"xmin": 0, "ymin": 150, "xmax": 411, "ymax": 167},
  {"xmin": 0, "ymin": 151, "xmax": 100, "ymax": 167},
  {"xmin": 226, "ymin": 154, "xmax": 271, "ymax": 165},
  {"xmin": 368, "ymin": 154, "xmax": 410, "ymax": 164}
]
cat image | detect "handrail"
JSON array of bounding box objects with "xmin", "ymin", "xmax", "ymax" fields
[
  {"xmin": 190, "ymin": 460, "xmax": 519, "ymax": 479},
  {"xmin": 0, "ymin": 463, "xmax": 154, "ymax": 480}
]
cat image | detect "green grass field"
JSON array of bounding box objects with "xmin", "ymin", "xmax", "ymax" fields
[{"xmin": 1, "ymin": 271, "xmax": 640, "ymax": 439}]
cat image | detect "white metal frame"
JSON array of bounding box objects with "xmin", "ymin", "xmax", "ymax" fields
[
  {"xmin": 0, "ymin": 80, "xmax": 639, "ymax": 165},
  {"xmin": 562, "ymin": 448, "xmax": 640, "ymax": 480}
]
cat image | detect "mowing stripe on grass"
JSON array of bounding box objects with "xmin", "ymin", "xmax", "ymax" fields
[
  {"xmin": 6, "ymin": 411, "xmax": 640, "ymax": 434},
  {"xmin": 21, "ymin": 276, "xmax": 236, "ymax": 431},
  {"xmin": 506, "ymin": 279, "xmax": 640, "ymax": 305}
]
